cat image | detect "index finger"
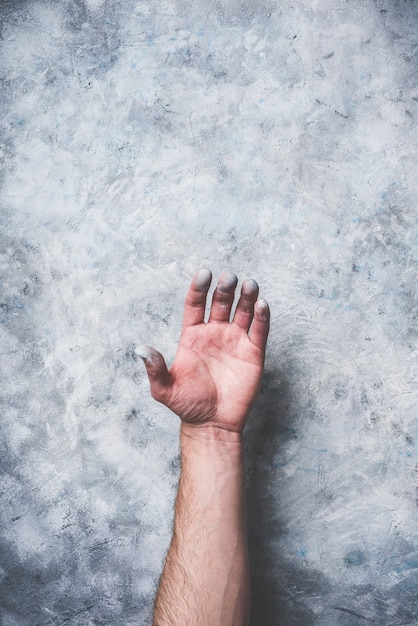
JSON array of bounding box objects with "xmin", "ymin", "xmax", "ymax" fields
[{"xmin": 182, "ymin": 268, "xmax": 212, "ymax": 327}]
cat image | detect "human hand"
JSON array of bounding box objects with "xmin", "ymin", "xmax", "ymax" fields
[{"xmin": 137, "ymin": 269, "xmax": 270, "ymax": 436}]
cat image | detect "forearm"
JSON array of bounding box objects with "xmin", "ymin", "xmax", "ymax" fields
[{"xmin": 153, "ymin": 424, "xmax": 250, "ymax": 626}]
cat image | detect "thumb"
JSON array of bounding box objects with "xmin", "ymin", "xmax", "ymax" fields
[{"xmin": 135, "ymin": 344, "xmax": 171, "ymax": 402}]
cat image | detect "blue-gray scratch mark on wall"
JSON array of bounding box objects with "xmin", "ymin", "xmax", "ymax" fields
[{"xmin": 0, "ymin": 0, "xmax": 417, "ymax": 624}]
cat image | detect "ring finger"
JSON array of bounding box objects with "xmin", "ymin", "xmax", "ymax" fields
[{"xmin": 233, "ymin": 279, "xmax": 259, "ymax": 332}]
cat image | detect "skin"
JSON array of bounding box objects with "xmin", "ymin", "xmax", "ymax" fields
[{"xmin": 138, "ymin": 269, "xmax": 270, "ymax": 626}]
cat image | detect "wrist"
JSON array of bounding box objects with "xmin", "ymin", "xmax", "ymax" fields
[
  {"xmin": 180, "ymin": 422, "xmax": 244, "ymax": 445},
  {"xmin": 180, "ymin": 423, "xmax": 245, "ymax": 478}
]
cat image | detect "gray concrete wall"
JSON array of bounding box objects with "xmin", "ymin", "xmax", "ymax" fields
[{"xmin": 0, "ymin": 1, "xmax": 417, "ymax": 624}]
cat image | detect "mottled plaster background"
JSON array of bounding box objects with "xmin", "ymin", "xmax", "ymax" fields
[{"xmin": 0, "ymin": 0, "xmax": 417, "ymax": 624}]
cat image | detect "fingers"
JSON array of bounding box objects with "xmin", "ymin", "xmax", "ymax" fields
[
  {"xmin": 249, "ymin": 299, "xmax": 270, "ymax": 351},
  {"xmin": 233, "ymin": 279, "xmax": 259, "ymax": 331},
  {"xmin": 135, "ymin": 344, "xmax": 172, "ymax": 402},
  {"xmin": 182, "ymin": 268, "xmax": 213, "ymax": 327},
  {"xmin": 208, "ymin": 272, "xmax": 238, "ymax": 322},
  {"xmin": 182, "ymin": 271, "xmax": 269, "ymax": 347}
]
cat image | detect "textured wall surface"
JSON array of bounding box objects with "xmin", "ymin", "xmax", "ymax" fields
[{"xmin": 0, "ymin": 1, "xmax": 417, "ymax": 624}]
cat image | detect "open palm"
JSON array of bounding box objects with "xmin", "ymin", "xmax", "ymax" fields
[{"xmin": 137, "ymin": 270, "xmax": 270, "ymax": 434}]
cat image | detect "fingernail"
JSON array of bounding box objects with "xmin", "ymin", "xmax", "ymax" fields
[{"xmin": 257, "ymin": 298, "xmax": 269, "ymax": 308}]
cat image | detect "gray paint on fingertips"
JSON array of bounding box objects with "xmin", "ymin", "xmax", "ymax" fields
[
  {"xmin": 0, "ymin": 0, "xmax": 417, "ymax": 624},
  {"xmin": 193, "ymin": 268, "xmax": 212, "ymax": 291},
  {"xmin": 257, "ymin": 299, "xmax": 269, "ymax": 309},
  {"xmin": 217, "ymin": 271, "xmax": 239, "ymax": 291},
  {"xmin": 135, "ymin": 344, "xmax": 155, "ymax": 363},
  {"xmin": 242, "ymin": 278, "xmax": 259, "ymax": 296}
]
